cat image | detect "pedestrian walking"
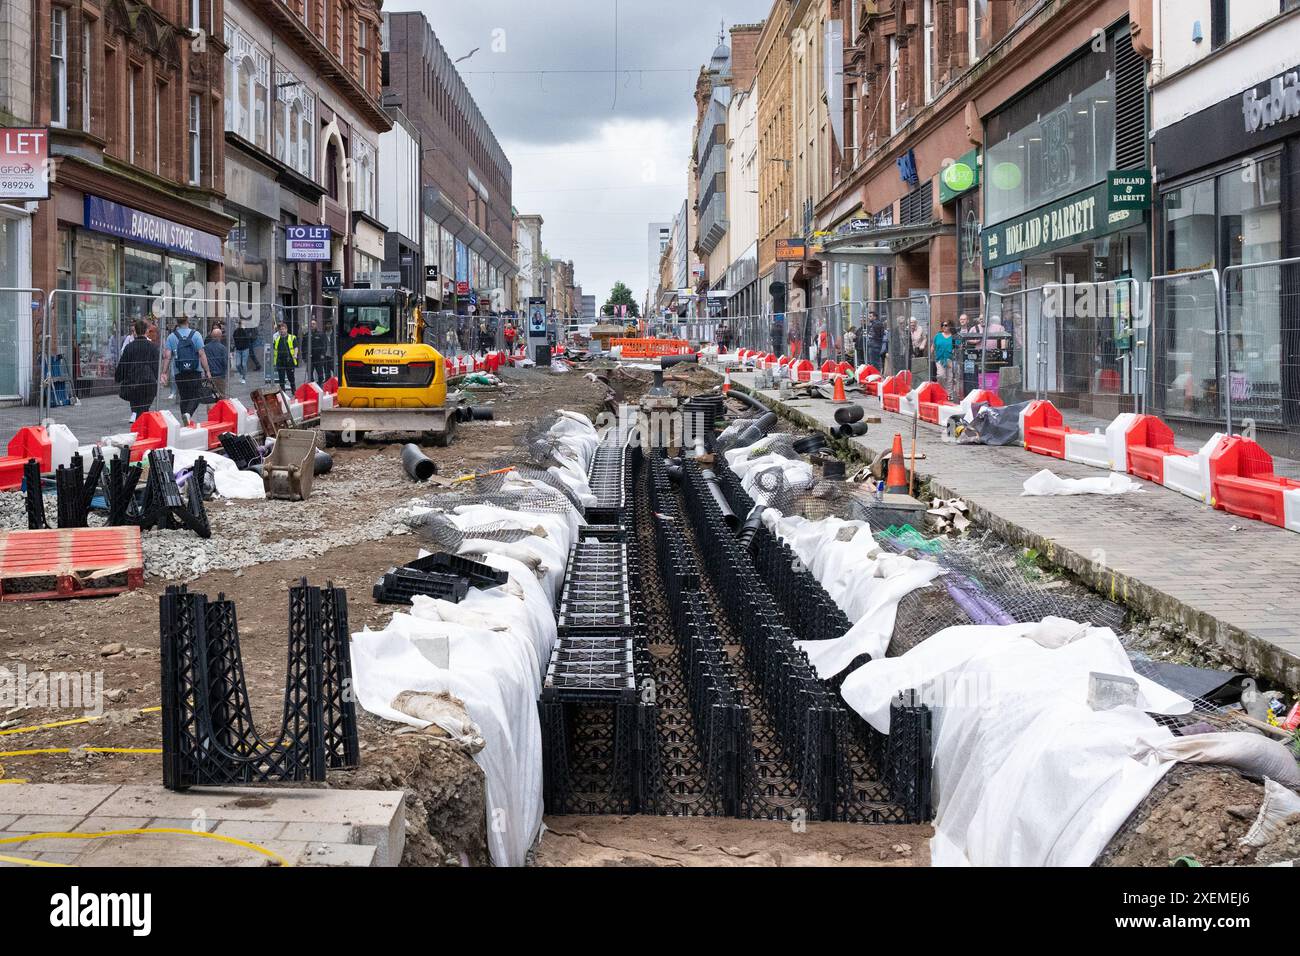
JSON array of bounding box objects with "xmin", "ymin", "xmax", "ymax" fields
[
  {"xmin": 232, "ymin": 323, "xmax": 254, "ymax": 383},
  {"xmin": 161, "ymin": 315, "xmax": 211, "ymax": 425},
  {"xmin": 933, "ymin": 320, "xmax": 958, "ymax": 395},
  {"xmin": 843, "ymin": 324, "xmax": 857, "ymax": 365},
  {"xmin": 204, "ymin": 325, "xmax": 229, "ymax": 400},
  {"xmin": 115, "ymin": 320, "xmax": 160, "ymax": 423},
  {"xmin": 865, "ymin": 310, "xmax": 885, "ymax": 370},
  {"xmin": 272, "ymin": 321, "xmax": 299, "ymax": 392}
]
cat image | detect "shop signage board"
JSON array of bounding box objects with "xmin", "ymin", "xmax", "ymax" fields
[
  {"xmin": 981, "ymin": 182, "xmax": 1137, "ymax": 266},
  {"xmin": 322, "ymin": 270, "xmax": 342, "ymax": 293},
  {"xmin": 85, "ymin": 195, "xmax": 224, "ymax": 261},
  {"xmin": 0, "ymin": 128, "xmax": 49, "ymax": 201},
  {"xmin": 1106, "ymin": 169, "xmax": 1151, "ymax": 211},
  {"xmin": 939, "ymin": 148, "xmax": 980, "ymax": 204},
  {"xmin": 284, "ymin": 225, "xmax": 332, "ymax": 261},
  {"xmin": 775, "ymin": 238, "xmax": 807, "ymax": 262}
]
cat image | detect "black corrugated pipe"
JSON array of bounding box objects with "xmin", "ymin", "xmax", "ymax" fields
[
  {"xmin": 313, "ymin": 449, "xmax": 334, "ymax": 476},
  {"xmin": 737, "ymin": 507, "xmax": 765, "ymax": 551},
  {"xmin": 402, "ymin": 443, "xmax": 437, "ymax": 481},
  {"xmin": 660, "ymin": 354, "xmax": 698, "ymax": 368},
  {"xmin": 665, "ymin": 458, "xmax": 685, "ymax": 482},
  {"xmin": 701, "ymin": 468, "xmax": 739, "ymax": 530},
  {"xmin": 728, "ymin": 389, "xmax": 768, "ymax": 415}
]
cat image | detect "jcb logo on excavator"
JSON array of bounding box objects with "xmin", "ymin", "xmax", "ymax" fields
[{"xmin": 374, "ymin": 366, "xmax": 400, "ymax": 375}]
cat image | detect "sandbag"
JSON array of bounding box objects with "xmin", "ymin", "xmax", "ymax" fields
[
  {"xmin": 1242, "ymin": 777, "xmax": 1300, "ymax": 848},
  {"xmin": 1131, "ymin": 732, "xmax": 1300, "ymax": 789}
]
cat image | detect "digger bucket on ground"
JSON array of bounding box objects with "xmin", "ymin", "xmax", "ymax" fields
[{"xmin": 263, "ymin": 429, "xmax": 319, "ymax": 501}]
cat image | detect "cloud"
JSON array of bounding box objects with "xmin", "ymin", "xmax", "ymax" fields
[{"xmin": 383, "ymin": 0, "xmax": 771, "ymax": 308}]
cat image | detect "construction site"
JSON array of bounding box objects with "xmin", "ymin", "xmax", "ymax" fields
[{"xmin": 0, "ymin": 332, "xmax": 1295, "ymax": 880}]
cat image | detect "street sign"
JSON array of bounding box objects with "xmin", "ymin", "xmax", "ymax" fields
[
  {"xmin": 425, "ymin": 264, "xmax": 439, "ymax": 282},
  {"xmin": 0, "ymin": 127, "xmax": 49, "ymax": 200},
  {"xmin": 1106, "ymin": 169, "xmax": 1152, "ymax": 211},
  {"xmin": 775, "ymin": 239, "xmax": 807, "ymax": 262},
  {"xmin": 285, "ymin": 225, "xmax": 332, "ymax": 261},
  {"xmin": 380, "ymin": 270, "xmax": 401, "ymax": 285}
]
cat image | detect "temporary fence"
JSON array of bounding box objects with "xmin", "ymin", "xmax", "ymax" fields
[
  {"xmin": 1220, "ymin": 257, "xmax": 1300, "ymax": 436},
  {"xmin": 0, "ymin": 287, "xmax": 44, "ymax": 416}
]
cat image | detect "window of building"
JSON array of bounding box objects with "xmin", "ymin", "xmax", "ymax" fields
[
  {"xmin": 51, "ymin": 7, "xmax": 68, "ymax": 127},
  {"xmin": 358, "ymin": 22, "xmax": 370, "ymax": 91},
  {"xmin": 888, "ymin": 36, "xmax": 898, "ymax": 136},
  {"xmin": 128, "ymin": 67, "xmax": 139, "ymax": 163},
  {"xmin": 1210, "ymin": 0, "xmax": 1229, "ymax": 49},
  {"xmin": 352, "ymin": 139, "xmax": 376, "ymax": 216},
  {"xmin": 154, "ymin": 84, "xmax": 162, "ymax": 174},
  {"xmin": 224, "ymin": 25, "xmax": 270, "ymax": 151},
  {"xmin": 81, "ymin": 21, "xmax": 91, "ymax": 131},
  {"xmin": 190, "ymin": 0, "xmax": 201, "ymax": 31},
  {"xmin": 326, "ymin": 140, "xmax": 339, "ymax": 200},
  {"xmin": 923, "ymin": 0, "xmax": 935, "ymax": 103},
  {"xmin": 189, "ymin": 94, "xmax": 202, "ymax": 185},
  {"xmin": 969, "ymin": 0, "xmax": 989, "ymax": 61},
  {"xmin": 1160, "ymin": 155, "xmax": 1283, "ymax": 422},
  {"xmin": 275, "ymin": 74, "xmax": 314, "ymax": 179}
]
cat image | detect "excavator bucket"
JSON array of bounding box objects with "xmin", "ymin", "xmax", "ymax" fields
[{"xmin": 262, "ymin": 429, "xmax": 319, "ymax": 501}]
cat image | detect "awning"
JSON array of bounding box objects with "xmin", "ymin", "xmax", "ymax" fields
[{"xmin": 817, "ymin": 220, "xmax": 945, "ymax": 264}]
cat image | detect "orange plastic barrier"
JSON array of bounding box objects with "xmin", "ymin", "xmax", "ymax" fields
[
  {"xmin": 610, "ymin": 338, "xmax": 691, "ymax": 359},
  {"xmin": 128, "ymin": 412, "xmax": 169, "ymax": 462},
  {"xmin": 0, "ymin": 426, "xmax": 51, "ymax": 491},
  {"xmin": 880, "ymin": 371, "xmax": 914, "ymax": 413},
  {"xmin": 294, "ymin": 382, "xmax": 320, "ymax": 420},
  {"xmin": 185, "ymin": 400, "xmax": 243, "ymax": 450},
  {"xmin": 1021, "ymin": 400, "xmax": 1085, "ymax": 459},
  {"xmin": 1124, "ymin": 415, "xmax": 1191, "ymax": 484},
  {"xmin": 1209, "ymin": 435, "xmax": 1300, "ymax": 528},
  {"xmin": 916, "ymin": 382, "xmax": 951, "ymax": 424}
]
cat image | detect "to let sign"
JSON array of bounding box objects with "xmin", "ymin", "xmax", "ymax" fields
[
  {"xmin": 775, "ymin": 238, "xmax": 807, "ymax": 262},
  {"xmin": 1106, "ymin": 169, "xmax": 1151, "ymax": 211},
  {"xmin": 285, "ymin": 225, "xmax": 332, "ymax": 261},
  {"xmin": 0, "ymin": 128, "xmax": 49, "ymax": 201}
]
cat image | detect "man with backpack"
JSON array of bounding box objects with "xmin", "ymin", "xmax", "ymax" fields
[{"xmin": 161, "ymin": 315, "xmax": 212, "ymax": 425}]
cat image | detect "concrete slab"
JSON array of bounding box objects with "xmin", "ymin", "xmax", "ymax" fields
[
  {"xmin": 732, "ymin": 373, "xmax": 1300, "ymax": 689},
  {"xmin": 0, "ymin": 784, "xmax": 405, "ymax": 866}
]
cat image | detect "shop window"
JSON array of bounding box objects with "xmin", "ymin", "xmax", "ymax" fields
[
  {"xmin": 984, "ymin": 48, "xmax": 1116, "ymax": 226},
  {"xmin": 81, "ymin": 21, "xmax": 91, "ymax": 132},
  {"xmin": 1160, "ymin": 156, "xmax": 1283, "ymax": 423},
  {"xmin": 51, "ymin": 7, "xmax": 68, "ymax": 127},
  {"xmin": 224, "ymin": 25, "xmax": 270, "ymax": 151}
]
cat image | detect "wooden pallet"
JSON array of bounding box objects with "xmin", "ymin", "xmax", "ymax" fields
[{"xmin": 0, "ymin": 527, "xmax": 144, "ymax": 601}]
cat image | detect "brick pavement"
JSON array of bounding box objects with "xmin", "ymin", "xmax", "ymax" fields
[
  {"xmin": 730, "ymin": 372, "xmax": 1300, "ymax": 689},
  {"xmin": 0, "ymin": 784, "xmax": 404, "ymax": 867}
]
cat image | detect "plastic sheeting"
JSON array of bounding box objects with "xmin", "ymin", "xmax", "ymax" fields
[
  {"xmin": 168, "ymin": 446, "xmax": 266, "ymax": 499},
  {"xmin": 840, "ymin": 619, "xmax": 1193, "ymax": 866},
  {"xmin": 760, "ymin": 509, "xmax": 945, "ymax": 677},
  {"xmin": 1021, "ymin": 469, "xmax": 1144, "ymax": 496},
  {"xmin": 350, "ymin": 412, "xmax": 603, "ymax": 866}
]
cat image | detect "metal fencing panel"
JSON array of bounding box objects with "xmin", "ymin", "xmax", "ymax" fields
[
  {"xmin": 1149, "ymin": 269, "xmax": 1224, "ymax": 429},
  {"xmin": 1222, "ymin": 257, "xmax": 1300, "ymax": 436},
  {"xmin": 1038, "ymin": 278, "xmax": 1143, "ymax": 419}
]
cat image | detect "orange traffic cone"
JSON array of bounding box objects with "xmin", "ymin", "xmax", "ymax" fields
[
  {"xmin": 885, "ymin": 432, "xmax": 909, "ymax": 494},
  {"xmin": 722, "ymin": 369, "xmax": 732, "ymax": 395},
  {"xmin": 831, "ymin": 373, "xmax": 847, "ymax": 404}
]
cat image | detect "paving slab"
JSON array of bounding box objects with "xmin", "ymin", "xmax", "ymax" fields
[
  {"xmin": 0, "ymin": 784, "xmax": 405, "ymax": 866},
  {"xmin": 731, "ymin": 372, "xmax": 1300, "ymax": 688}
]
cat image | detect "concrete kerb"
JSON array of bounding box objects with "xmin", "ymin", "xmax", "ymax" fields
[{"xmin": 729, "ymin": 377, "xmax": 1300, "ymax": 691}]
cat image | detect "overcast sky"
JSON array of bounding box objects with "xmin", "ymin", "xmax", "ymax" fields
[{"xmin": 385, "ymin": 0, "xmax": 772, "ymax": 309}]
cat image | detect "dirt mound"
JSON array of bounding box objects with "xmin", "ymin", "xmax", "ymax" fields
[
  {"xmin": 1097, "ymin": 764, "xmax": 1268, "ymax": 866},
  {"xmin": 336, "ymin": 730, "xmax": 489, "ymax": 867}
]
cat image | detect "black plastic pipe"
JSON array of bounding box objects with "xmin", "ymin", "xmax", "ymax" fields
[
  {"xmin": 701, "ymin": 468, "xmax": 738, "ymax": 531},
  {"xmin": 737, "ymin": 508, "xmax": 765, "ymax": 550},
  {"xmin": 313, "ymin": 449, "xmax": 333, "ymax": 476},
  {"xmin": 834, "ymin": 404, "xmax": 865, "ymax": 425},
  {"xmin": 660, "ymin": 354, "xmax": 698, "ymax": 368},
  {"xmin": 401, "ymin": 443, "xmax": 437, "ymax": 481}
]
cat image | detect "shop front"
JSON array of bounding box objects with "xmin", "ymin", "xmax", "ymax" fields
[
  {"xmin": 0, "ymin": 203, "xmax": 35, "ymax": 402},
  {"xmin": 54, "ymin": 195, "xmax": 224, "ymax": 398},
  {"xmin": 1153, "ymin": 62, "xmax": 1299, "ymax": 448},
  {"xmin": 980, "ymin": 21, "xmax": 1150, "ymax": 414}
]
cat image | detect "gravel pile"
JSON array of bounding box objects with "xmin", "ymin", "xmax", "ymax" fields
[{"xmin": 0, "ymin": 450, "xmax": 424, "ymax": 582}]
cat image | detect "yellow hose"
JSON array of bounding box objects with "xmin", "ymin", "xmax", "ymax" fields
[{"xmin": 0, "ymin": 827, "xmax": 293, "ymax": 867}]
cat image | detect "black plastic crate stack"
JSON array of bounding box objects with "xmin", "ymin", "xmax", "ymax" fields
[
  {"xmin": 159, "ymin": 580, "xmax": 359, "ymax": 791},
  {"xmin": 645, "ymin": 452, "xmax": 749, "ymax": 816},
  {"xmin": 680, "ymin": 462, "xmax": 836, "ymax": 820},
  {"xmin": 691, "ymin": 460, "xmax": 935, "ymax": 827},
  {"xmin": 583, "ymin": 434, "xmax": 626, "ymax": 525},
  {"xmin": 540, "ymin": 537, "xmax": 655, "ymax": 814}
]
